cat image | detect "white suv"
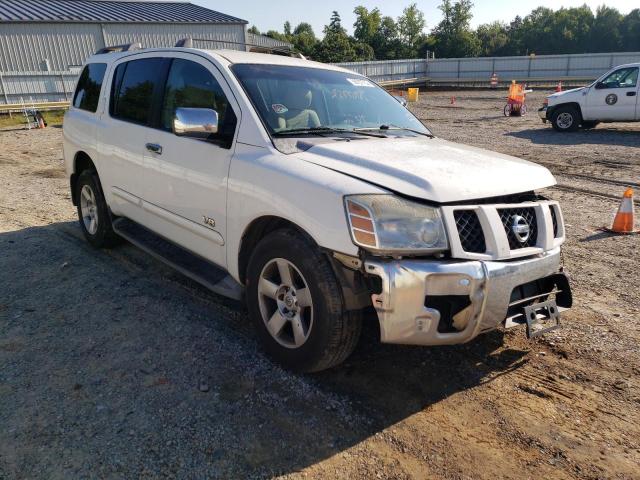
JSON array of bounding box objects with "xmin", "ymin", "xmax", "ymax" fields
[{"xmin": 64, "ymin": 44, "xmax": 572, "ymax": 372}]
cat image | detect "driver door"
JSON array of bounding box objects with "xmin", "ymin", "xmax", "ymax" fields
[
  {"xmin": 141, "ymin": 54, "xmax": 239, "ymax": 269},
  {"xmin": 584, "ymin": 66, "xmax": 639, "ymax": 121}
]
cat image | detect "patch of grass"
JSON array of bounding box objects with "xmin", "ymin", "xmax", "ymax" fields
[{"xmin": 0, "ymin": 109, "xmax": 66, "ymax": 129}]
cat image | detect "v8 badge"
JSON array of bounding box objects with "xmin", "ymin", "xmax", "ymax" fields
[{"xmin": 605, "ymin": 93, "xmax": 618, "ymax": 105}]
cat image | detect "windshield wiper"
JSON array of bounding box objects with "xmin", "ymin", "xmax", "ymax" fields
[
  {"xmin": 272, "ymin": 126, "xmax": 387, "ymax": 138},
  {"xmin": 355, "ymin": 125, "xmax": 435, "ymax": 138}
]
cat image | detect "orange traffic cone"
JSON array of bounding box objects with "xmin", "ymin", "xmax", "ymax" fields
[
  {"xmin": 604, "ymin": 188, "xmax": 638, "ymax": 234},
  {"xmin": 556, "ymin": 81, "xmax": 562, "ymax": 92},
  {"xmin": 450, "ymin": 96, "xmax": 456, "ymax": 105}
]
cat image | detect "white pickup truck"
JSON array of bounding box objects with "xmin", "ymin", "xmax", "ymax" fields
[
  {"xmin": 539, "ymin": 63, "xmax": 639, "ymax": 131},
  {"xmin": 64, "ymin": 43, "xmax": 572, "ymax": 372}
]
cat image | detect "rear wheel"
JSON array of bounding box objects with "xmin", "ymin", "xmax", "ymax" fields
[
  {"xmin": 246, "ymin": 229, "xmax": 362, "ymax": 372},
  {"xmin": 551, "ymin": 106, "xmax": 580, "ymax": 132},
  {"xmin": 75, "ymin": 170, "xmax": 120, "ymax": 248}
]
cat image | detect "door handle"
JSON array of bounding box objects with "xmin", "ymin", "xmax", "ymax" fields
[
  {"xmin": 145, "ymin": 143, "xmax": 162, "ymax": 154},
  {"xmin": 627, "ymin": 91, "xmax": 637, "ymax": 97}
]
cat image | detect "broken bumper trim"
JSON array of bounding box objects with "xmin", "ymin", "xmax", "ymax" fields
[{"xmin": 365, "ymin": 247, "xmax": 568, "ymax": 346}]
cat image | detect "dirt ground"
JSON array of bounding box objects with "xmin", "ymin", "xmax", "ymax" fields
[{"xmin": 1, "ymin": 90, "xmax": 639, "ymax": 479}]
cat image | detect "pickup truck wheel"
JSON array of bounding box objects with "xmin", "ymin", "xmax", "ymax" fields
[
  {"xmin": 246, "ymin": 229, "xmax": 362, "ymax": 372},
  {"xmin": 551, "ymin": 106, "xmax": 580, "ymax": 132},
  {"xmin": 76, "ymin": 170, "xmax": 120, "ymax": 248}
]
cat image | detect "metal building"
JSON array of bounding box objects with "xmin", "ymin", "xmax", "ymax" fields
[{"xmin": 0, "ymin": 0, "xmax": 250, "ymax": 72}]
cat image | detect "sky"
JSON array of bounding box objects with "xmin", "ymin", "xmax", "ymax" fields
[{"xmin": 193, "ymin": 0, "xmax": 638, "ymax": 35}]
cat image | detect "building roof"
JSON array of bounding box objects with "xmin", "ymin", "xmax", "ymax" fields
[{"xmin": 0, "ymin": 0, "xmax": 247, "ymax": 24}]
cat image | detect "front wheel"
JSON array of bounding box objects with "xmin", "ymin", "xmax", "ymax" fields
[
  {"xmin": 246, "ymin": 229, "xmax": 362, "ymax": 372},
  {"xmin": 551, "ymin": 106, "xmax": 580, "ymax": 132}
]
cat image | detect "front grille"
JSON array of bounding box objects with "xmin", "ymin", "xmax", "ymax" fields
[
  {"xmin": 498, "ymin": 207, "xmax": 538, "ymax": 249},
  {"xmin": 550, "ymin": 206, "xmax": 559, "ymax": 237},
  {"xmin": 454, "ymin": 210, "xmax": 486, "ymax": 253}
]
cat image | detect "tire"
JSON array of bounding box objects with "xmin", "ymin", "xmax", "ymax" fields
[
  {"xmin": 246, "ymin": 229, "xmax": 362, "ymax": 372},
  {"xmin": 581, "ymin": 120, "xmax": 599, "ymax": 130},
  {"xmin": 551, "ymin": 106, "xmax": 580, "ymax": 132},
  {"xmin": 503, "ymin": 104, "xmax": 511, "ymax": 117},
  {"xmin": 75, "ymin": 169, "xmax": 120, "ymax": 248}
]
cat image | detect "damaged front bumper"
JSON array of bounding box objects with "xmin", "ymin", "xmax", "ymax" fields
[{"xmin": 365, "ymin": 247, "xmax": 571, "ymax": 346}]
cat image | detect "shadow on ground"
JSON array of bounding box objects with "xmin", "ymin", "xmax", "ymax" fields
[
  {"xmin": 0, "ymin": 222, "xmax": 527, "ymax": 478},
  {"xmin": 506, "ymin": 126, "xmax": 640, "ymax": 146}
]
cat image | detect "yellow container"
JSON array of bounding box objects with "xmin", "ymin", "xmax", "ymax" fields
[{"xmin": 407, "ymin": 88, "xmax": 419, "ymax": 102}]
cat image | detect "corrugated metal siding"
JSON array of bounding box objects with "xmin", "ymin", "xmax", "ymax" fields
[
  {"xmin": 246, "ymin": 33, "xmax": 292, "ymax": 50},
  {"xmin": 0, "ymin": 0, "xmax": 247, "ymax": 24},
  {"xmin": 336, "ymin": 52, "xmax": 640, "ymax": 84},
  {"xmin": 0, "ymin": 22, "xmax": 247, "ymax": 71},
  {"xmin": 426, "ymin": 52, "xmax": 640, "ymax": 80},
  {"xmin": 103, "ymin": 23, "xmax": 246, "ymax": 51},
  {"xmin": 334, "ymin": 58, "xmax": 427, "ymax": 83},
  {"xmin": 0, "ymin": 22, "xmax": 102, "ymax": 71},
  {"xmin": 0, "ymin": 70, "xmax": 77, "ymax": 103}
]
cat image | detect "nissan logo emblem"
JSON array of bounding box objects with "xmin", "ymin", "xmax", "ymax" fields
[{"xmin": 511, "ymin": 215, "xmax": 531, "ymax": 243}]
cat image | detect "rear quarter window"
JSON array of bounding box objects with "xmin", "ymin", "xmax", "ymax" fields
[{"xmin": 73, "ymin": 63, "xmax": 107, "ymax": 112}]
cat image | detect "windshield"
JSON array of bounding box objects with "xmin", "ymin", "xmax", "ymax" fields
[{"xmin": 231, "ymin": 64, "xmax": 430, "ymax": 136}]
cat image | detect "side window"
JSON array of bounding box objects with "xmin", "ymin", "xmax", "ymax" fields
[
  {"xmin": 601, "ymin": 67, "xmax": 639, "ymax": 89},
  {"xmin": 73, "ymin": 63, "xmax": 107, "ymax": 112},
  {"xmin": 111, "ymin": 58, "xmax": 166, "ymax": 125},
  {"xmin": 161, "ymin": 59, "xmax": 237, "ymax": 146}
]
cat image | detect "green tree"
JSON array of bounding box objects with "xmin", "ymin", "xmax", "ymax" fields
[
  {"xmin": 291, "ymin": 22, "xmax": 318, "ymax": 57},
  {"xmin": 374, "ymin": 16, "xmax": 404, "ymax": 59},
  {"xmin": 353, "ymin": 6, "xmax": 382, "ymax": 45},
  {"xmin": 476, "ymin": 21, "xmax": 509, "ymax": 56},
  {"xmin": 314, "ymin": 11, "xmax": 357, "ymax": 62},
  {"xmin": 515, "ymin": 6, "xmax": 594, "ymax": 55},
  {"xmin": 247, "ymin": 25, "xmax": 260, "ymax": 35},
  {"xmin": 294, "ymin": 22, "xmax": 315, "ymax": 37},
  {"xmin": 265, "ymin": 30, "xmax": 288, "ymax": 42},
  {"xmin": 621, "ymin": 9, "xmax": 640, "ymax": 51},
  {"xmin": 432, "ymin": 0, "xmax": 480, "ymax": 57},
  {"xmin": 326, "ymin": 11, "xmax": 344, "ymax": 35},
  {"xmin": 589, "ymin": 6, "xmax": 623, "ymax": 52},
  {"xmin": 397, "ymin": 3, "xmax": 426, "ymax": 55},
  {"xmin": 352, "ymin": 42, "xmax": 375, "ymax": 61},
  {"xmin": 283, "ymin": 21, "xmax": 292, "ymax": 38}
]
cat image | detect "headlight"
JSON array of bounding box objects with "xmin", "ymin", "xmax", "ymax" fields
[{"xmin": 344, "ymin": 194, "xmax": 448, "ymax": 254}]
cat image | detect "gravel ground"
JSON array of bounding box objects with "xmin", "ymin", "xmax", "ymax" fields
[{"xmin": 1, "ymin": 90, "xmax": 639, "ymax": 479}]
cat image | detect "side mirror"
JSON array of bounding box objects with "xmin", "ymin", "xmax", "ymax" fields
[
  {"xmin": 595, "ymin": 82, "xmax": 606, "ymax": 90},
  {"xmin": 173, "ymin": 107, "xmax": 218, "ymax": 139},
  {"xmin": 393, "ymin": 95, "xmax": 408, "ymax": 107}
]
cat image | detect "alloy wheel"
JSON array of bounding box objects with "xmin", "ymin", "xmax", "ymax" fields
[
  {"xmin": 80, "ymin": 184, "xmax": 99, "ymax": 235},
  {"xmin": 257, "ymin": 258, "xmax": 313, "ymax": 349}
]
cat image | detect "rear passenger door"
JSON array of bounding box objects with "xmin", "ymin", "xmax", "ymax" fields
[
  {"xmin": 98, "ymin": 55, "xmax": 167, "ymax": 220},
  {"xmin": 142, "ymin": 54, "xmax": 239, "ymax": 269}
]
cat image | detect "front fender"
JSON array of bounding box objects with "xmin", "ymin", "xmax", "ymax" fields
[{"xmin": 225, "ymin": 144, "xmax": 385, "ymax": 282}]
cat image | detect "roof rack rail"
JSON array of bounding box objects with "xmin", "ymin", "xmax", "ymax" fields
[
  {"xmin": 95, "ymin": 43, "xmax": 142, "ymax": 55},
  {"xmin": 174, "ymin": 37, "xmax": 305, "ymax": 59}
]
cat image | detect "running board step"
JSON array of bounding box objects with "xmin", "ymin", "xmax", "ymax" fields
[{"xmin": 112, "ymin": 218, "xmax": 244, "ymax": 300}]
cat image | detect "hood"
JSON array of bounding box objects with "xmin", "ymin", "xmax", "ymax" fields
[
  {"xmin": 548, "ymin": 86, "xmax": 587, "ymax": 103},
  {"xmin": 296, "ymin": 136, "xmax": 556, "ymax": 203}
]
